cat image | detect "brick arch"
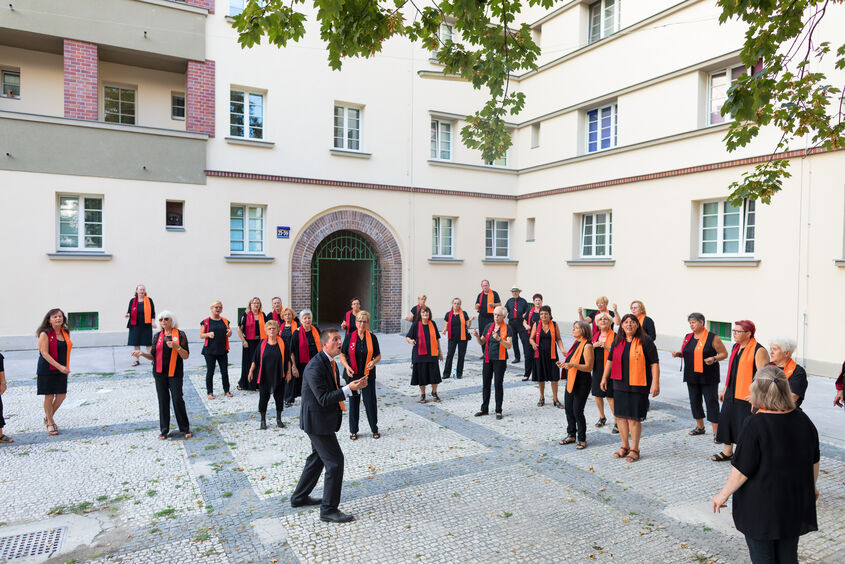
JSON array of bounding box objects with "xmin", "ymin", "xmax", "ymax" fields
[{"xmin": 290, "ymin": 210, "xmax": 402, "ymax": 333}]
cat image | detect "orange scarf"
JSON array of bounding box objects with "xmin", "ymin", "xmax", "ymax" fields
[
  {"xmin": 131, "ymin": 295, "xmax": 152, "ymax": 325},
  {"xmin": 417, "ymin": 321, "xmax": 439, "ymax": 357},
  {"xmin": 782, "ymin": 358, "xmax": 796, "ymax": 378},
  {"xmin": 727, "ymin": 339, "xmax": 758, "ymax": 400},
  {"xmin": 349, "ymin": 330, "xmax": 374, "ymax": 375},
  {"xmin": 155, "ymin": 328, "xmax": 180, "ymax": 377},
  {"xmin": 484, "ymin": 322, "xmax": 508, "ymax": 362},
  {"xmin": 565, "ymin": 338, "xmax": 587, "ymax": 393},
  {"xmin": 204, "ymin": 317, "xmax": 230, "ymax": 351},
  {"xmin": 479, "ymin": 290, "xmax": 495, "ymax": 314},
  {"xmin": 636, "ymin": 313, "xmax": 646, "ymax": 327},
  {"xmin": 447, "ymin": 309, "xmax": 467, "ymax": 341},
  {"xmin": 534, "ymin": 321, "xmax": 557, "ymax": 360}
]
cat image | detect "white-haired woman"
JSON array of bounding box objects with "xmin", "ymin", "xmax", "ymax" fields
[
  {"xmin": 290, "ymin": 309, "xmax": 320, "ymax": 405},
  {"xmin": 712, "ymin": 366, "xmax": 819, "ymax": 564},
  {"xmin": 768, "ymin": 337, "xmax": 808, "ymax": 407},
  {"xmin": 472, "ymin": 305, "xmax": 512, "ymax": 419},
  {"xmin": 132, "ymin": 311, "xmax": 191, "ymax": 440}
]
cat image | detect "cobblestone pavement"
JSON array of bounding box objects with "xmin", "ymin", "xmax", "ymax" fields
[{"xmin": 1, "ymin": 346, "xmax": 843, "ymax": 563}]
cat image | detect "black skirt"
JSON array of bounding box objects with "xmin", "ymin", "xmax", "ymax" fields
[
  {"xmin": 37, "ymin": 373, "xmax": 68, "ymax": 395},
  {"xmin": 411, "ymin": 362, "xmax": 442, "ymax": 386},
  {"xmin": 532, "ymin": 355, "xmax": 560, "ymax": 382},
  {"xmin": 591, "ymin": 370, "xmax": 614, "ymax": 398},
  {"xmin": 128, "ymin": 324, "xmax": 153, "ymax": 346},
  {"xmin": 613, "ymin": 390, "xmax": 649, "ymax": 421},
  {"xmin": 716, "ymin": 396, "xmax": 752, "ymax": 445}
]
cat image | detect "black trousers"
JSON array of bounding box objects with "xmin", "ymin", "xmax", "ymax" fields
[
  {"xmin": 153, "ymin": 374, "xmax": 190, "ymax": 435},
  {"xmin": 292, "ymin": 432, "xmax": 344, "ymax": 514},
  {"xmin": 687, "ymin": 382, "xmax": 720, "ymax": 423},
  {"xmin": 481, "ymin": 360, "xmax": 506, "ymax": 413},
  {"xmin": 565, "ymin": 374, "xmax": 591, "ymax": 441},
  {"xmin": 0, "ymin": 393, "xmax": 5, "ymax": 428},
  {"xmin": 509, "ymin": 322, "xmax": 528, "ymax": 361},
  {"xmin": 348, "ymin": 378, "xmax": 378, "ymax": 434},
  {"xmin": 204, "ymin": 353, "xmax": 230, "ymax": 395},
  {"xmin": 258, "ymin": 380, "xmax": 285, "ymax": 413},
  {"xmin": 238, "ymin": 339, "xmax": 260, "ymax": 390},
  {"xmin": 745, "ymin": 535, "xmax": 799, "ymax": 564},
  {"xmin": 443, "ymin": 340, "xmax": 468, "ymax": 378}
]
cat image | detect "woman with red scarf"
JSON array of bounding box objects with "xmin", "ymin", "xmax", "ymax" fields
[
  {"xmin": 712, "ymin": 320, "xmax": 769, "ymax": 462},
  {"xmin": 125, "ymin": 284, "xmax": 156, "ymax": 367},
  {"xmin": 247, "ymin": 320, "xmax": 291, "ymax": 430},
  {"xmin": 441, "ymin": 298, "xmax": 474, "ymax": 379},
  {"xmin": 528, "ymin": 306, "xmax": 564, "ymax": 408},
  {"xmin": 280, "ymin": 308, "xmax": 301, "ymax": 407},
  {"xmin": 340, "ymin": 310, "xmax": 382, "ymax": 440},
  {"xmin": 472, "ymin": 306, "xmax": 512, "ymax": 419},
  {"xmin": 341, "ymin": 297, "xmax": 362, "ymax": 334},
  {"xmin": 600, "ymin": 314, "xmax": 660, "ymax": 462},
  {"xmin": 521, "ymin": 293, "xmax": 543, "ymax": 381},
  {"xmin": 237, "ymin": 297, "xmax": 266, "ymax": 391},
  {"xmin": 36, "ymin": 308, "xmax": 72, "ymax": 436},
  {"xmin": 268, "ymin": 296, "xmax": 285, "ymax": 325},
  {"xmin": 591, "ymin": 312, "xmax": 616, "ymax": 431},
  {"xmin": 132, "ymin": 310, "xmax": 191, "ymax": 440},
  {"xmin": 558, "ymin": 321, "xmax": 594, "ymax": 449},
  {"xmin": 290, "ymin": 309, "xmax": 321, "ymax": 404},
  {"xmin": 406, "ymin": 306, "xmax": 443, "ymax": 403}
]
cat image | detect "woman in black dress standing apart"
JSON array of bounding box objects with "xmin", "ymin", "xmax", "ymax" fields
[
  {"xmin": 290, "ymin": 309, "xmax": 320, "ymax": 405},
  {"xmin": 200, "ymin": 300, "xmax": 232, "ymax": 400},
  {"xmin": 248, "ymin": 320, "xmax": 291, "ymax": 430},
  {"xmin": 237, "ymin": 297, "xmax": 266, "ymax": 391},
  {"xmin": 340, "ymin": 310, "xmax": 382, "ymax": 440},
  {"xmin": 36, "ymin": 308, "xmax": 72, "ymax": 436},
  {"xmin": 529, "ymin": 305, "xmax": 564, "ymax": 408},
  {"xmin": 559, "ymin": 321, "xmax": 594, "ymax": 449},
  {"xmin": 406, "ymin": 306, "xmax": 442, "ymax": 403},
  {"xmin": 590, "ymin": 312, "xmax": 616, "ymax": 431},
  {"xmin": 126, "ymin": 284, "xmax": 156, "ymax": 367}
]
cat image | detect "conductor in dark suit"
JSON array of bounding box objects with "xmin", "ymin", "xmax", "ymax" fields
[{"xmin": 291, "ymin": 328, "xmax": 368, "ymax": 523}]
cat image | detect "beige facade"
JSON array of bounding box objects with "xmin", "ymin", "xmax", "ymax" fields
[{"xmin": 1, "ymin": 0, "xmax": 843, "ymax": 376}]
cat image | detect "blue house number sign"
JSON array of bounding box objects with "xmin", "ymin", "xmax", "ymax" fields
[{"xmin": 276, "ymin": 226, "xmax": 290, "ymax": 239}]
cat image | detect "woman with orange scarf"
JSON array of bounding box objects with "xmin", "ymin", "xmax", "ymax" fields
[
  {"xmin": 558, "ymin": 321, "xmax": 594, "ymax": 449},
  {"xmin": 340, "ymin": 310, "xmax": 382, "ymax": 440},
  {"xmin": 591, "ymin": 312, "xmax": 616, "ymax": 431},
  {"xmin": 125, "ymin": 284, "xmax": 157, "ymax": 366},
  {"xmin": 768, "ymin": 337, "xmax": 808, "ymax": 407},
  {"xmin": 247, "ymin": 320, "xmax": 291, "ymax": 430},
  {"xmin": 529, "ymin": 306, "xmax": 564, "ymax": 408},
  {"xmin": 237, "ymin": 297, "xmax": 266, "ymax": 391},
  {"xmin": 472, "ymin": 306, "xmax": 513, "ymax": 419},
  {"xmin": 280, "ymin": 307, "xmax": 301, "ymax": 407},
  {"xmin": 600, "ymin": 314, "xmax": 660, "ymax": 462},
  {"xmin": 712, "ymin": 320, "xmax": 769, "ymax": 462},
  {"xmin": 36, "ymin": 308, "xmax": 72, "ymax": 436},
  {"xmin": 406, "ymin": 305, "xmax": 443, "ymax": 403},
  {"xmin": 614, "ymin": 300, "xmax": 655, "ymax": 341}
]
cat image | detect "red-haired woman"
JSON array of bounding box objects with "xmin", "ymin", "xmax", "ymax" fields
[
  {"xmin": 529, "ymin": 305, "xmax": 564, "ymax": 408},
  {"xmin": 125, "ymin": 284, "xmax": 156, "ymax": 366},
  {"xmin": 406, "ymin": 305, "xmax": 442, "ymax": 403},
  {"xmin": 712, "ymin": 320, "xmax": 769, "ymax": 462},
  {"xmin": 237, "ymin": 297, "xmax": 266, "ymax": 391},
  {"xmin": 36, "ymin": 308, "xmax": 72, "ymax": 436}
]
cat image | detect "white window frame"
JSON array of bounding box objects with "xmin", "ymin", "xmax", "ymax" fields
[
  {"xmin": 485, "ymin": 219, "xmax": 510, "ymax": 259},
  {"xmin": 484, "ymin": 149, "xmax": 509, "ymax": 168},
  {"xmin": 171, "ymin": 91, "xmax": 185, "ymax": 120},
  {"xmin": 708, "ymin": 65, "xmax": 745, "ymax": 125},
  {"xmin": 1, "ymin": 68, "xmax": 20, "ymax": 99},
  {"xmin": 230, "ymin": 204, "xmax": 266, "ymax": 255},
  {"xmin": 430, "ymin": 119, "xmax": 452, "ymax": 160},
  {"xmin": 229, "ymin": 0, "xmax": 245, "ymax": 16},
  {"xmin": 588, "ymin": 0, "xmax": 620, "ymax": 44},
  {"xmin": 432, "ymin": 216, "xmax": 454, "ymax": 258},
  {"xmin": 580, "ymin": 211, "xmax": 613, "ymax": 258},
  {"xmin": 229, "ymin": 88, "xmax": 265, "ymax": 140},
  {"xmin": 699, "ymin": 199, "xmax": 756, "ymax": 257},
  {"xmin": 586, "ymin": 103, "xmax": 617, "ymax": 153},
  {"xmin": 103, "ymin": 84, "xmax": 136, "ymax": 125},
  {"xmin": 432, "ymin": 22, "xmax": 453, "ymax": 58},
  {"xmin": 56, "ymin": 194, "xmax": 104, "ymax": 252},
  {"xmin": 530, "ymin": 123, "xmax": 540, "ymax": 149},
  {"xmin": 333, "ymin": 104, "xmax": 362, "ymax": 151}
]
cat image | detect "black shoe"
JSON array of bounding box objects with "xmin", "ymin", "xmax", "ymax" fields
[
  {"xmin": 320, "ymin": 510, "xmax": 355, "ymax": 523},
  {"xmin": 522, "ymin": 376, "xmax": 530, "ymax": 381},
  {"xmin": 495, "ymin": 413, "xmax": 503, "ymax": 420},
  {"xmin": 456, "ymin": 374, "xmax": 462, "ymax": 379},
  {"xmin": 612, "ymin": 424, "xmax": 619, "ymax": 434},
  {"xmin": 259, "ymin": 414, "xmax": 267, "ymax": 430},
  {"xmin": 291, "ymin": 495, "xmax": 322, "ymax": 508},
  {"xmin": 276, "ymin": 412, "xmax": 284, "ymax": 428},
  {"xmin": 511, "ymin": 359, "xmax": 520, "ymax": 364},
  {"xmin": 442, "ymin": 374, "xmax": 451, "ymax": 379},
  {"xmin": 474, "ymin": 411, "xmax": 488, "ymax": 417}
]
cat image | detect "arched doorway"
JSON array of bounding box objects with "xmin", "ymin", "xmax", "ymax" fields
[{"xmin": 311, "ymin": 231, "xmax": 380, "ymax": 328}]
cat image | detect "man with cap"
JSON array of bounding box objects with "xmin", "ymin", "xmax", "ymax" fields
[{"xmin": 505, "ymin": 286, "xmax": 530, "ymax": 364}]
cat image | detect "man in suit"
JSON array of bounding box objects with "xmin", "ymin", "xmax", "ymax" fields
[
  {"xmin": 504, "ymin": 286, "xmax": 529, "ymax": 364},
  {"xmin": 291, "ymin": 328, "xmax": 368, "ymax": 523}
]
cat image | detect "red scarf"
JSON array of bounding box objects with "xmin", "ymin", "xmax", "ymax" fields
[
  {"xmin": 204, "ymin": 317, "xmax": 230, "ymax": 351},
  {"xmin": 245, "ymin": 311, "xmax": 266, "ymax": 340},
  {"xmin": 345, "ymin": 310, "xmax": 359, "ymax": 331},
  {"xmin": 270, "ymin": 310, "xmax": 283, "ymax": 324},
  {"xmin": 257, "ymin": 338, "xmax": 285, "ymax": 385},
  {"xmin": 484, "ymin": 322, "xmax": 508, "ymax": 362},
  {"xmin": 417, "ymin": 321, "xmax": 439, "ymax": 357},
  {"xmin": 47, "ymin": 329, "xmax": 72, "ymax": 370},
  {"xmin": 297, "ymin": 326, "xmax": 320, "ymax": 363},
  {"xmin": 349, "ymin": 330, "xmax": 374, "ymax": 375},
  {"xmin": 130, "ymin": 296, "xmax": 151, "ymax": 325},
  {"xmin": 534, "ymin": 321, "xmax": 557, "ymax": 360},
  {"xmin": 590, "ymin": 308, "xmax": 610, "ymax": 334},
  {"xmin": 155, "ymin": 328, "xmax": 180, "ymax": 377},
  {"xmin": 447, "ymin": 309, "xmax": 467, "ymax": 341}
]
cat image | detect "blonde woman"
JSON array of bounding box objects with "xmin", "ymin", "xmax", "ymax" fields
[
  {"xmin": 614, "ymin": 300, "xmax": 655, "ymax": 341},
  {"xmin": 200, "ymin": 300, "xmax": 232, "ymax": 399},
  {"xmin": 405, "ymin": 294, "xmax": 427, "ymax": 323}
]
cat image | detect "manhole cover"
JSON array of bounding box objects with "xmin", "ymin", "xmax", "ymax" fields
[{"xmin": 0, "ymin": 527, "xmax": 67, "ymax": 561}]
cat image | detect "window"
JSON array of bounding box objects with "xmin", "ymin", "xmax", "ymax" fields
[
  {"xmin": 68, "ymin": 312, "xmax": 99, "ymax": 331},
  {"xmin": 709, "ymin": 65, "xmax": 745, "ymax": 125},
  {"xmin": 230, "ymin": 205, "xmax": 265, "ymax": 254},
  {"xmin": 526, "ymin": 217, "xmax": 536, "ymax": 241},
  {"xmin": 1, "ymin": 69, "xmax": 20, "ymax": 98},
  {"xmin": 237, "ymin": 307, "xmax": 246, "ymax": 321},
  {"xmin": 433, "ymin": 23, "xmax": 453, "ymax": 57},
  {"xmin": 432, "ymin": 217, "xmax": 454, "ymax": 257},
  {"xmin": 581, "ymin": 211, "xmax": 613, "ymax": 257},
  {"xmin": 171, "ymin": 92, "xmax": 185, "ymax": 120},
  {"xmin": 700, "ymin": 199, "xmax": 756, "ymax": 256},
  {"xmin": 485, "ymin": 151, "xmax": 508, "ymax": 167},
  {"xmin": 333, "ymin": 105, "xmax": 361, "ymax": 151},
  {"xmin": 588, "ymin": 0, "xmax": 619, "ymax": 44},
  {"xmin": 430, "ymin": 119, "xmax": 452, "ymax": 160},
  {"xmin": 709, "ymin": 320, "xmax": 731, "ymax": 341},
  {"xmin": 485, "ymin": 219, "xmax": 510, "ymax": 258},
  {"xmin": 530, "ymin": 123, "xmax": 540, "ymax": 148},
  {"xmin": 229, "ymin": 0, "xmax": 244, "ymax": 16},
  {"xmin": 586, "ymin": 103, "xmax": 617, "ymax": 153},
  {"xmin": 58, "ymin": 195, "xmax": 103, "ymax": 251},
  {"xmin": 230, "ymin": 89, "xmax": 264, "ymax": 139},
  {"xmin": 166, "ymin": 201, "xmax": 184, "ymax": 229},
  {"xmin": 104, "ymin": 86, "xmax": 135, "ymax": 125}
]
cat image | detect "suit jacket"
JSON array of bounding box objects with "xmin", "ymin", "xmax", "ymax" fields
[{"xmin": 300, "ymin": 351, "xmax": 346, "ymax": 435}]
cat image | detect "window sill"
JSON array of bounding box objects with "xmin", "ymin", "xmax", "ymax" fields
[
  {"xmin": 47, "ymin": 252, "xmax": 113, "ymax": 261},
  {"xmin": 566, "ymin": 258, "xmax": 615, "ymax": 266},
  {"xmin": 225, "ymin": 137, "xmax": 275, "ymax": 148},
  {"xmin": 684, "ymin": 258, "xmax": 760, "ymax": 267},
  {"xmin": 166, "ymin": 226, "xmax": 185, "ymax": 232},
  {"xmin": 482, "ymin": 258, "xmax": 518, "ymax": 265},
  {"xmin": 171, "ymin": 117, "xmax": 185, "ymax": 122},
  {"xmin": 525, "ymin": 239, "xmax": 536, "ymax": 243},
  {"xmin": 330, "ymin": 148, "xmax": 372, "ymax": 159},
  {"xmin": 225, "ymin": 255, "xmax": 276, "ymax": 263},
  {"xmin": 834, "ymin": 259, "xmax": 845, "ymax": 267},
  {"xmin": 428, "ymin": 257, "xmax": 463, "ymax": 264},
  {"xmin": 428, "ymin": 159, "xmax": 518, "ymax": 174}
]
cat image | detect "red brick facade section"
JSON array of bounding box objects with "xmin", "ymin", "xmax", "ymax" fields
[
  {"xmin": 185, "ymin": 0, "xmax": 215, "ymax": 13},
  {"xmin": 63, "ymin": 40, "xmax": 98, "ymax": 121},
  {"xmin": 290, "ymin": 210, "xmax": 402, "ymax": 333},
  {"xmin": 187, "ymin": 60, "xmax": 215, "ymax": 137}
]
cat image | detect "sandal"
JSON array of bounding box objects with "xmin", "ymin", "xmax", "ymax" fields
[
  {"xmin": 350, "ymin": 433, "xmax": 358, "ymax": 441},
  {"xmin": 184, "ymin": 431, "xmax": 193, "ymax": 439},
  {"xmin": 131, "ymin": 360, "xmax": 141, "ymax": 367},
  {"xmin": 432, "ymin": 392, "xmax": 441, "ymax": 403},
  {"xmin": 625, "ymin": 449, "xmax": 640, "ymax": 462},
  {"xmin": 611, "ymin": 424, "xmax": 619, "ymax": 434},
  {"xmin": 613, "ymin": 447, "xmax": 630, "ymax": 459},
  {"xmin": 208, "ymin": 394, "xmax": 215, "ymax": 400},
  {"xmin": 158, "ymin": 433, "xmax": 168, "ymax": 440},
  {"xmin": 595, "ymin": 417, "xmax": 607, "ymax": 428},
  {"xmin": 0, "ymin": 434, "xmax": 14, "ymax": 444},
  {"xmin": 711, "ymin": 452, "xmax": 732, "ymax": 462},
  {"xmin": 558, "ymin": 436, "xmax": 576, "ymax": 445},
  {"xmin": 419, "ymin": 394, "xmax": 426, "ymax": 404},
  {"xmin": 46, "ymin": 424, "xmax": 59, "ymax": 436},
  {"xmin": 284, "ymin": 401, "xmax": 293, "ymax": 408},
  {"xmin": 689, "ymin": 427, "xmax": 706, "ymax": 436},
  {"xmin": 537, "ymin": 398, "xmax": 545, "ymax": 407},
  {"xmin": 576, "ymin": 441, "xmax": 586, "ymax": 450},
  {"xmin": 553, "ymin": 400, "xmax": 564, "ymax": 409},
  {"xmin": 225, "ymin": 392, "xmax": 233, "ymax": 398},
  {"xmin": 372, "ymin": 432, "xmax": 381, "ymax": 439}
]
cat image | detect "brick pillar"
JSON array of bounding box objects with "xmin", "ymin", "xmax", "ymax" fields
[
  {"xmin": 186, "ymin": 0, "xmax": 215, "ymax": 14},
  {"xmin": 187, "ymin": 59, "xmax": 215, "ymax": 137},
  {"xmin": 63, "ymin": 39, "xmax": 98, "ymax": 121}
]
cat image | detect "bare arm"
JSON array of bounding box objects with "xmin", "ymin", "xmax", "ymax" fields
[
  {"xmin": 38, "ymin": 333, "xmax": 68, "ymax": 373},
  {"xmin": 600, "ymin": 359, "xmax": 612, "ymax": 391},
  {"xmin": 339, "ymin": 353, "xmax": 353, "ymax": 375},
  {"xmin": 712, "ymin": 467, "xmax": 749, "ymax": 513},
  {"xmin": 710, "ymin": 336, "xmax": 729, "ymax": 363},
  {"xmin": 650, "ymin": 363, "xmax": 660, "ymax": 397},
  {"xmin": 755, "ymin": 347, "xmax": 770, "ymax": 369}
]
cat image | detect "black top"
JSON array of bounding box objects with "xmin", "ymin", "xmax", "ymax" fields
[
  {"xmin": 565, "ymin": 341, "xmax": 592, "ymax": 381},
  {"xmin": 409, "ymin": 305, "xmax": 422, "ymax": 323},
  {"xmin": 443, "ymin": 310, "xmax": 471, "ymax": 342},
  {"xmin": 476, "ymin": 290, "xmax": 501, "ymax": 320},
  {"xmin": 523, "ymin": 307, "xmax": 541, "ymax": 329},
  {"xmin": 251, "ymin": 340, "xmax": 287, "ymax": 385},
  {"xmin": 201, "ymin": 318, "xmax": 229, "ymax": 356},
  {"xmin": 37, "ymin": 331, "xmax": 68, "ymax": 375},
  {"xmin": 0, "ymin": 352, "xmax": 5, "ymax": 372},
  {"xmin": 682, "ymin": 331, "xmax": 720, "ymax": 385},
  {"xmin": 280, "ymin": 322, "xmax": 298, "ymax": 354},
  {"xmin": 505, "ymin": 297, "xmax": 529, "ymax": 325},
  {"xmin": 126, "ymin": 297, "xmax": 155, "ymax": 328},
  {"xmin": 591, "ymin": 333, "xmax": 613, "ymax": 380},
  {"xmin": 589, "ymin": 310, "xmax": 616, "ymax": 334},
  {"xmin": 291, "ymin": 325, "xmax": 321, "ymax": 367},
  {"xmin": 480, "ymin": 322, "xmax": 512, "ymax": 363},
  {"xmin": 343, "ymin": 310, "xmax": 359, "ymax": 332},
  {"xmin": 407, "ymin": 321, "xmax": 441, "ymax": 363},
  {"xmin": 732, "ymin": 410, "xmax": 819, "ymax": 540},
  {"xmin": 341, "ymin": 331, "xmax": 381, "ymax": 379},
  {"xmin": 239, "ymin": 311, "xmax": 265, "ymax": 340},
  {"xmin": 641, "ymin": 316, "xmax": 656, "ymax": 341},
  {"xmin": 770, "ymin": 362, "xmax": 808, "ymax": 407},
  {"xmin": 151, "ymin": 330, "xmax": 189, "ymax": 378},
  {"xmin": 300, "ymin": 351, "xmax": 346, "ymax": 435},
  {"xmin": 533, "ymin": 322, "xmax": 559, "ymax": 360},
  {"xmin": 609, "ymin": 336, "xmax": 659, "ymax": 392}
]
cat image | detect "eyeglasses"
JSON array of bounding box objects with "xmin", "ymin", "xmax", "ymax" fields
[
  {"xmin": 213, "ymin": 306, "xmax": 222, "ymax": 309},
  {"xmin": 732, "ymin": 329, "xmax": 748, "ymax": 334}
]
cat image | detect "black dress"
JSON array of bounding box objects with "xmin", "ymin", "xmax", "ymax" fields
[
  {"xmin": 532, "ymin": 323, "xmax": 560, "ymax": 382},
  {"xmin": 407, "ymin": 321, "xmax": 441, "ymax": 386},
  {"xmin": 126, "ymin": 297, "xmax": 155, "ymax": 346},
  {"xmin": 252, "ymin": 340, "xmax": 287, "ymax": 394},
  {"xmin": 37, "ymin": 332, "xmax": 68, "ymax": 395},
  {"xmin": 591, "ymin": 333, "xmax": 614, "ymax": 398},
  {"xmin": 716, "ymin": 343, "xmax": 763, "ymax": 445},
  {"xmin": 238, "ymin": 312, "xmax": 265, "ymax": 391},
  {"xmin": 610, "ymin": 337, "xmax": 659, "ymax": 421},
  {"xmin": 732, "ymin": 410, "xmax": 819, "ymax": 540}
]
